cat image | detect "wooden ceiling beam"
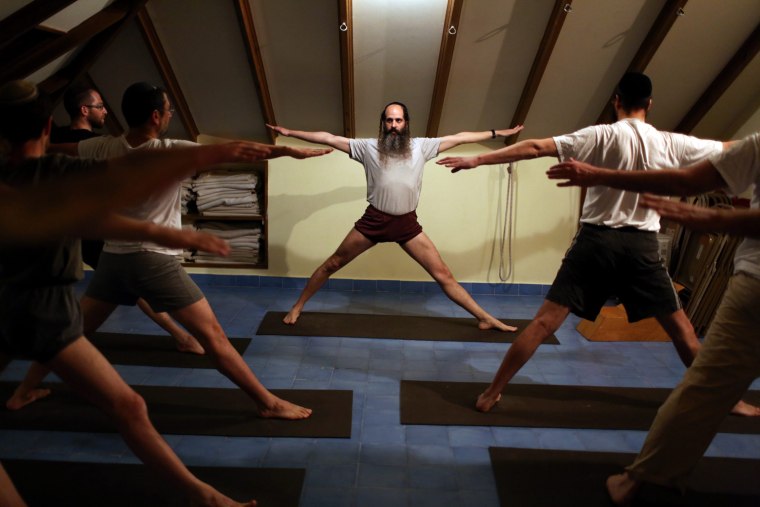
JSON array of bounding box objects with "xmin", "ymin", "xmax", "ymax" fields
[
  {"xmin": 596, "ymin": 0, "xmax": 688, "ymax": 124},
  {"xmin": 0, "ymin": 0, "xmax": 138, "ymax": 83},
  {"xmin": 0, "ymin": 0, "xmax": 78, "ymax": 50},
  {"xmin": 234, "ymin": 0, "xmax": 277, "ymax": 143},
  {"xmin": 136, "ymin": 7, "xmax": 199, "ymax": 140},
  {"xmin": 38, "ymin": 0, "xmax": 148, "ymax": 105},
  {"xmin": 506, "ymin": 0, "xmax": 574, "ymax": 145},
  {"xmin": 675, "ymin": 21, "xmax": 760, "ymax": 134},
  {"xmin": 338, "ymin": 0, "xmax": 355, "ymax": 138},
  {"xmin": 425, "ymin": 0, "xmax": 463, "ymax": 137}
]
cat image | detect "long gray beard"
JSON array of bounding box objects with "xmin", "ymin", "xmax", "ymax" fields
[{"xmin": 378, "ymin": 129, "xmax": 411, "ymax": 163}]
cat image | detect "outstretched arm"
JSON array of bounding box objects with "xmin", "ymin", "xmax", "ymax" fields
[
  {"xmin": 437, "ymin": 137, "xmax": 557, "ymax": 173},
  {"xmin": 267, "ymin": 124, "xmax": 350, "ymax": 154},
  {"xmin": 640, "ymin": 195, "xmax": 760, "ymax": 238},
  {"xmin": 438, "ymin": 125, "xmax": 524, "ymax": 152},
  {"xmin": 85, "ymin": 212, "xmax": 231, "ymax": 256},
  {"xmin": 0, "ymin": 141, "xmax": 270, "ymax": 245},
  {"xmin": 546, "ymin": 158, "xmax": 726, "ymax": 196}
]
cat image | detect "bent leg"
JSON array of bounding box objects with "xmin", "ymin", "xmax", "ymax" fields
[
  {"xmin": 478, "ymin": 299, "xmax": 570, "ymax": 412},
  {"xmin": 401, "ymin": 232, "xmax": 516, "ymax": 332},
  {"xmin": 47, "ymin": 337, "xmax": 255, "ymax": 506},
  {"xmin": 136, "ymin": 298, "xmax": 204, "ymax": 355},
  {"xmin": 284, "ymin": 228, "xmax": 375, "ymax": 324},
  {"xmin": 171, "ymin": 298, "xmax": 311, "ymax": 420},
  {"xmin": 0, "ymin": 463, "xmax": 27, "ymax": 507}
]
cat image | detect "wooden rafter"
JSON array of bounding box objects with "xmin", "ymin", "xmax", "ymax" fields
[
  {"xmin": 234, "ymin": 0, "xmax": 276, "ymax": 143},
  {"xmin": 596, "ymin": 0, "xmax": 688, "ymax": 124},
  {"xmin": 0, "ymin": 0, "xmax": 137, "ymax": 83},
  {"xmin": 338, "ymin": 0, "xmax": 355, "ymax": 138},
  {"xmin": 38, "ymin": 0, "xmax": 148, "ymax": 105},
  {"xmin": 0, "ymin": 0, "xmax": 78, "ymax": 50},
  {"xmin": 426, "ymin": 0, "xmax": 463, "ymax": 137},
  {"xmin": 675, "ymin": 22, "xmax": 760, "ymax": 134},
  {"xmin": 506, "ymin": 0, "xmax": 573, "ymax": 145},
  {"xmin": 136, "ymin": 7, "xmax": 199, "ymax": 140}
]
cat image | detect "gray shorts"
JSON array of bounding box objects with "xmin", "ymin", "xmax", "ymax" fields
[
  {"xmin": 0, "ymin": 285, "xmax": 82, "ymax": 362},
  {"xmin": 85, "ymin": 252, "xmax": 204, "ymax": 313}
]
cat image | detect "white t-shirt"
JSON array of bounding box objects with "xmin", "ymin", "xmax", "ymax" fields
[
  {"xmin": 78, "ymin": 136, "xmax": 198, "ymax": 255},
  {"xmin": 349, "ymin": 138, "xmax": 441, "ymax": 215},
  {"xmin": 554, "ymin": 119, "xmax": 723, "ymax": 231},
  {"xmin": 710, "ymin": 132, "xmax": 760, "ymax": 279}
]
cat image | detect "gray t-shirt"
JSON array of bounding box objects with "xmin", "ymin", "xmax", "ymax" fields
[
  {"xmin": 349, "ymin": 138, "xmax": 441, "ymax": 215},
  {"xmin": 710, "ymin": 132, "xmax": 760, "ymax": 279}
]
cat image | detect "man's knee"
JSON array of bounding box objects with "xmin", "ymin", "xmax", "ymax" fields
[
  {"xmin": 322, "ymin": 255, "xmax": 347, "ymax": 274},
  {"xmin": 112, "ymin": 388, "xmax": 148, "ymax": 422}
]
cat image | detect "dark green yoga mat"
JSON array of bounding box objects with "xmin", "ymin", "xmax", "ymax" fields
[
  {"xmin": 489, "ymin": 447, "xmax": 760, "ymax": 506},
  {"xmin": 400, "ymin": 380, "xmax": 760, "ymax": 434},
  {"xmin": 4, "ymin": 459, "xmax": 304, "ymax": 507},
  {"xmin": 0, "ymin": 382, "xmax": 352, "ymax": 438},
  {"xmin": 257, "ymin": 311, "xmax": 559, "ymax": 344},
  {"xmin": 89, "ymin": 331, "xmax": 251, "ymax": 368}
]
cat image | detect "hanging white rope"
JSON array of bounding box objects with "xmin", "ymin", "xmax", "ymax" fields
[{"xmin": 498, "ymin": 162, "xmax": 516, "ymax": 282}]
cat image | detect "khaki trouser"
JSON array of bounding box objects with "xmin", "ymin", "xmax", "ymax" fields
[{"xmin": 626, "ymin": 272, "xmax": 760, "ymax": 491}]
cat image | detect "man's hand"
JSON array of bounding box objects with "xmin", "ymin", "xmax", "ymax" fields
[
  {"xmin": 436, "ymin": 156, "xmax": 480, "ymax": 173},
  {"xmin": 284, "ymin": 146, "xmax": 333, "ymax": 159},
  {"xmin": 496, "ymin": 125, "xmax": 524, "ymax": 137},
  {"xmin": 639, "ymin": 195, "xmax": 717, "ymax": 231},
  {"xmin": 546, "ymin": 158, "xmax": 602, "ymax": 187},
  {"xmin": 266, "ymin": 124, "xmax": 291, "ymax": 137},
  {"xmin": 220, "ymin": 141, "xmax": 273, "ymax": 163},
  {"xmin": 152, "ymin": 227, "xmax": 231, "ymax": 256}
]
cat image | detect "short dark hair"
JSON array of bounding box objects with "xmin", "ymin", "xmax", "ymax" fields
[
  {"xmin": 121, "ymin": 82, "xmax": 167, "ymax": 128},
  {"xmin": 0, "ymin": 80, "xmax": 52, "ymax": 145},
  {"xmin": 615, "ymin": 72, "xmax": 652, "ymax": 111},
  {"xmin": 63, "ymin": 84, "xmax": 95, "ymax": 118}
]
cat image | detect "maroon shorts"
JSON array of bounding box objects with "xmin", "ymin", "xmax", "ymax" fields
[{"xmin": 354, "ymin": 205, "xmax": 423, "ymax": 244}]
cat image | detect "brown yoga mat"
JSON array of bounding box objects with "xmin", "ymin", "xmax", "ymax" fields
[
  {"xmin": 89, "ymin": 331, "xmax": 251, "ymax": 368},
  {"xmin": 4, "ymin": 459, "xmax": 303, "ymax": 507},
  {"xmin": 399, "ymin": 380, "xmax": 760, "ymax": 434},
  {"xmin": 257, "ymin": 311, "xmax": 559, "ymax": 344},
  {"xmin": 0, "ymin": 382, "xmax": 352, "ymax": 438},
  {"xmin": 489, "ymin": 447, "xmax": 760, "ymax": 507}
]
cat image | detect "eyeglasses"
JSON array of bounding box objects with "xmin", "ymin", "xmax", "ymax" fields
[{"xmin": 84, "ymin": 104, "xmax": 106, "ymax": 110}]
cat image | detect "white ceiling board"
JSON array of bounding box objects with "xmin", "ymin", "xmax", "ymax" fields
[
  {"xmin": 733, "ymin": 100, "xmax": 760, "ymax": 140},
  {"xmin": 438, "ymin": 0, "xmax": 554, "ymax": 135},
  {"xmin": 24, "ymin": 51, "xmax": 76, "ymax": 84},
  {"xmin": 691, "ymin": 51, "xmax": 760, "ymax": 140},
  {"xmin": 250, "ymin": 0, "xmax": 342, "ymax": 133},
  {"xmin": 521, "ymin": 0, "xmax": 664, "ymax": 139},
  {"xmin": 40, "ymin": 0, "xmax": 114, "ymax": 32},
  {"xmin": 352, "ymin": 0, "xmax": 449, "ymax": 138},
  {"xmin": 146, "ymin": 0, "xmax": 268, "ymax": 141},
  {"xmin": 645, "ymin": 0, "xmax": 760, "ymax": 131},
  {"xmin": 88, "ymin": 19, "xmax": 188, "ymax": 140}
]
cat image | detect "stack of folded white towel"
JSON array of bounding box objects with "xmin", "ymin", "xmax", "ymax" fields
[
  {"xmin": 191, "ymin": 221, "xmax": 262, "ymax": 264},
  {"xmin": 192, "ymin": 170, "xmax": 259, "ymax": 216}
]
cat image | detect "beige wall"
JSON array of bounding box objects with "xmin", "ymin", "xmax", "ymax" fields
[{"xmin": 188, "ymin": 139, "xmax": 580, "ymax": 285}]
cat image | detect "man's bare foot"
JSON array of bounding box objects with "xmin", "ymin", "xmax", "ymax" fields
[
  {"xmin": 6, "ymin": 386, "xmax": 51, "ymax": 410},
  {"xmin": 731, "ymin": 400, "xmax": 760, "ymax": 417},
  {"xmin": 478, "ymin": 317, "xmax": 517, "ymax": 332},
  {"xmin": 174, "ymin": 334, "xmax": 205, "ymax": 355},
  {"xmin": 606, "ymin": 472, "xmax": 639, "ymax": 506},
  {"xmin": 257, "ymin": 396, "xmax": 312, "ymax": 420},
  {"xmin": 476, "ymin": 391, "xmax": 502, "ymax": 412},
  {"xmin": 282, "ymin": 307, "xmax": 302, "ymax": 325}
]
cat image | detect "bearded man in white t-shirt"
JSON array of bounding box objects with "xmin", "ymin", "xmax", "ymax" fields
[
  {"xmin": 267, "ymin": 102, "xmax": 523, "ymax": 330},
  {"xmin": 438, "ymin": 72, "xmax": 759, "ymax": 417}
]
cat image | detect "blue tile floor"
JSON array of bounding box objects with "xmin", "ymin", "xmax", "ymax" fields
[{"xmin": 2, "ymin": 281, "xmax": 759, "ymax": 506}]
